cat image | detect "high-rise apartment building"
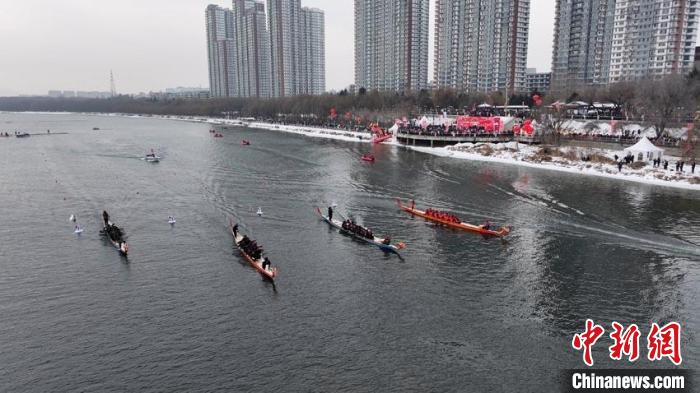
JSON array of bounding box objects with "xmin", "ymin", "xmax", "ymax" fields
[
  {"xmin": 206, "ymin": 2, "xmax": 271, "ymax": 98},
  {"xmin": 354, "ymin": 0, "xmax": 430, "ymax": 91},
  {"xmin": 551, "ymin": 0, "xmax": 615, "ymax": 89},
  {"xmin": 267, "ymin": 0, "xmax": 325, "ymax": 96},
  {"xmin": 552, "ymin": 0, "xmax": 698, "ymax": 89},
  {"xmin": 206, "ymin": 5, "xmax": 236, "ymax": 98},
  {"xmin": 434, "ymin": 0, "xmax": 530, "ymax": 94},
  {"xmin": 525, "ymin": 68, "xmax": 552, "ymax": 93},
  {"xmin": 608, "ymin": 0, "xmax": 698, "ymax": 83},
  {"xmin": 232, "ymin": 0, "xmax": 271, "ymax": 98},
  {"xmin": 268, "ymin": 0, "xmax": 302, "ymax": 97},
  {"xmin": 300, "ymin": 7, "xmax": 325, "ymax": 95}
]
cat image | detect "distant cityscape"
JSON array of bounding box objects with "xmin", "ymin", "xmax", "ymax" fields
[
  {"xmin": 206, "ymin": 0, "xmax": 325, "ymax": 99},
  {"xmin": 41, "ymin": 0, "xmax": 700, "ymax": 99},
  {"xmin": 207, "ymin": 0, "xmax": 699, "ymax": 98}
]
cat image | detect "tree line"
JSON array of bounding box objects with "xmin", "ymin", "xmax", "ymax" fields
[{"xmin": 1, "ymin": 74, "xmax": 699, "ymax": 131}]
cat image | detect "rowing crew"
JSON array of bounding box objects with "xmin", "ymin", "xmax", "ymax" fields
[
  {"xmin": 103, "ymin": 210, "xmax": 129, "ymax": 254},
  {"xmin": 238, "ymin": 235, "xmax": 273, "ymax": 271},
  {"xmin": 424, "ymin": 208, "xmax": 461, "ymax": 224},
  {"xmin": 341, "ymin": 219, "xmax": 376, "ymax": 240}
]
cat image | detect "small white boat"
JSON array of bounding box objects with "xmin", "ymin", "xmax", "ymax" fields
[
  {"xmin": 145, "ymin": 155, "xmax": 161, "ymax": 163},
  {"xmin": 256, "ymin": 208, "xmax": 263, "ymax": 216},
  {"xmin": 168, "ymin": 217, "xmax": 176, "ymax": 225},
  {"xmin": 74, "ymin": 226, "xmax": 84, "ymax": 235}
]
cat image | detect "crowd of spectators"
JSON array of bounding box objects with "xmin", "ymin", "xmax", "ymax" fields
[{"xmin": 397, "ymin": 124, "xmax": 513, "ymax": 138}]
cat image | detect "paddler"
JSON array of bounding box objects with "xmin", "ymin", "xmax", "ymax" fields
[
  {"xmin": 328, "ymin": 206, "xmax": 333, "ymax": 221},
  {"xmin": 482, "ymin": 220, "xmax": 491, "ymax": 231}
]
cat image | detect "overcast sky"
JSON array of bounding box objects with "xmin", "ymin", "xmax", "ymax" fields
[{"xmin": 0, "ymin": 0, "xmax": 556, "ymax": 96}]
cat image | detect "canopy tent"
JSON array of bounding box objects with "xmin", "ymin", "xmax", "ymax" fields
[{"xmin": 623, "ymin": 137, "xmax": 664, "ymax": 161}]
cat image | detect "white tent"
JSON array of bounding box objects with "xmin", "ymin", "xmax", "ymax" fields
[{"xmin": 623, "ymin": 137, "xmax": 664, "ymax": 161}]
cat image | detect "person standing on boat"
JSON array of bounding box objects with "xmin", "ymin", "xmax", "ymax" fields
[
  {"xmin": 411, "ymin": 200, "xmax": 415, "ymax": 210},
  {"xmin": 328, "ymin": 206, "xmax": 333, "ymax": 221},
  {"xmin": 232, "ymin": 224, "xmax": 239, "ymax": 238},
  {"xmin": 102, "ymin": 211, "xmax": 110, "ymax": 226},
  {"xmin": 262, "ymin": 257, "xmax": 271, "ymax": 271},
  {"xmin": 482, "ymin": 220, "xmax": 491, "ymax": 231}
]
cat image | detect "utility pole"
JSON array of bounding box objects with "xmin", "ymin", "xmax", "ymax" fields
[{"xmin": 110, "ymin": 70, "xmax": 117, "ymax": 97}]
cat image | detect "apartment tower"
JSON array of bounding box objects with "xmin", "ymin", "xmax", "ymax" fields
[
  {"xmin": 354, "ymin": 0, "xmax": 430, "ymax": 91},
  {"xmin": 434, "ymin": 0, "xmax": 530, "ymax": 94}
]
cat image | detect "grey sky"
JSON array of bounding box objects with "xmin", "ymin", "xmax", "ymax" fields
[{"xmin": 0, "ymin": 0, "xmax": 555, "ymax": 96}]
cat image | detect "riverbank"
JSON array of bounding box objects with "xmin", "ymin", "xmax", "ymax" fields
[
  {"xmin": 2, "ymin": 111, "xmax": 697, "ymax": 190},
  {"xmin": 197, "ymin": 115, "xmax": 699, "ymax": 191},
  {"xmin": 409, "ymin": 142, "xmax": 699, "ymax": 191}
]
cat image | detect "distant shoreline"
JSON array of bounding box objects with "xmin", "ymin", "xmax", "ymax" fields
[{"xmin": 3, "ymin": 111, "xmax": 698, "ymax": 191}]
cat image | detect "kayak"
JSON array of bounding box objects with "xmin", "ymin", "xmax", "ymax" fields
[
  {"xmin": 316, "ymin": 207, "xmax": 405, "ymax": 255},
  {"xmin": 361, "ymin": 155, "xmax": 375, "ymax": 162},
  {"xmin": 145, "ymin": 155, "xmax": 160, "ymax": 162},
  {"xmin": 229, "ymin": 223, "xmax": 277, "ymax": 280},
  {"xmin": 396, "ymin": 199, "xmax": 510, "ymax": 237}
]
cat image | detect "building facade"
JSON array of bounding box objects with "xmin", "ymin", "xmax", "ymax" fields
[
  {"xmin": 232, "ymin": 0, "xmax": 271, "ymax": 98},
  {"xmin": 608, "ymin": 0, "xmax": 698, "ymax": 83},
  {"xmin": 267, "ymin": 0, "xmax": 325, "ymax": 96},
  {"xmin": 525, "ymin": 68, "xmax": 552, "ymax": 93},
  {"xmin": 552, "ymin": 0, "xmax": 698, "ymax": 89},
  {"xmin": 206, "ymin": 5, "xmax": 236, "ymax": 98},
  {"xmin": 434, "ymin": 0, "xmax": 530, "ymax": 94},
  {"xmin": 300, "ymin": 7, "xmax": 326, "ymax": 95},
  {"xmin": 551, "ymin": 0, "xmax": 615, "ymax": 90},
  {"xmin": 354, "ymin": 0, "xmax": 430, "ymax": 91}
]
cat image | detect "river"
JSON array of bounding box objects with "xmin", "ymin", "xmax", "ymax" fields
[{"xmin": 1, "ymin": 112, "xmax": 698, "ymax": 392}]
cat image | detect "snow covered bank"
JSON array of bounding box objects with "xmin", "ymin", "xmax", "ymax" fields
[
  {"xmin": 245, "ymin": 122, "xmax": 372, "ymax": 143},
  {"xmin": 114, "ymin": 114, "xmax": 375, "ymax": 144},
  {"xmin": 561, "ymin": 119, "xmax": 688, "ymax": 139},
  {"xmin": 7, "ymin": 111, "xmax": 696, "ymax": 190},
  {"xmin": 409, "ymin": 142, "xmax": 700, "ymax": 191}
]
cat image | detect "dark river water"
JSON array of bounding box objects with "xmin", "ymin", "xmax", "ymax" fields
[{"xmin": 1, "ymin": 112, "xmax": 699, "ymax": 392}]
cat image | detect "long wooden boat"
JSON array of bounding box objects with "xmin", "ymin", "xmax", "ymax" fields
[
  {"xmin": 316, "ymin": 207, "xmax": 405, "ymax": 255},
  {"xmin": 102, "ymin": 222, "xmax": 129, "ymax": 257},
  {"xmin": 396, "ymin": 199, "xmax": 510, "ymax": 238},
  {"xmin": 229, "ymin": 222, "xmax": 277, "ymax": 280},
  {"xmin": 371, "ymin": 134, "xmax": 392, "ymax": 144}
]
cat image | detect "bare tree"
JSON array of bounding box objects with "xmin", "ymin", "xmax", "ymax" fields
[
  {"xmin": 636, "ymin": 75, "xmax": 692, "ymax": 139},
  {"xmin": 604, "ymin": 81, "xmax": 637, "ymax": 120}
]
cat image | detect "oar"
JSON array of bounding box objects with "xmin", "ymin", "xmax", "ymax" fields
[{"xmin": 335, "ymin": 209, "xmax": 349, "ymax": 222}]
